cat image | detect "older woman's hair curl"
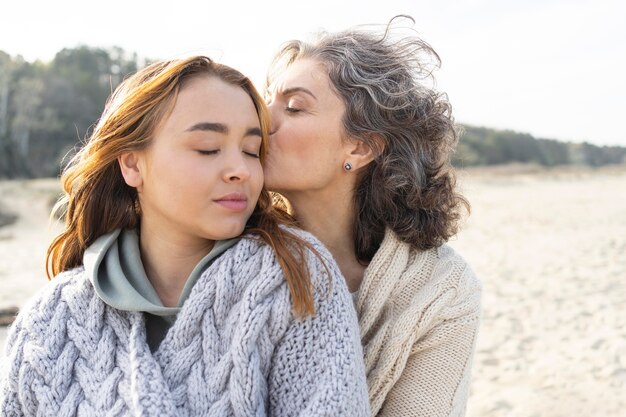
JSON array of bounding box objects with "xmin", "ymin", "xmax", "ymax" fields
[{"xmin": 268, "ymin": 16, "xmax": 469, "ymax": 262}]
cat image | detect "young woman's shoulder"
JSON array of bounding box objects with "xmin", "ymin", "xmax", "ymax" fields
[
  {"xmin": 243, "ymin": 225, "xmax": 334, "ymax": 256},
  {"xmin": 242, "ymin": 226, "xmax": 344, "ymax": 290},
  {"xmin": 10, "ymin": 267, "xmax": 94, "ymax": 334},
  {"xmin": 35, "ymin": 266, "xmax": 91, "ymax": 303},
  {"xmin": 284, "ymin": 225, "xmax": 340, "ymax": 272},
  {"xmin": 264, "ymin": 227, "xmax": 369, "ymax": 415}
]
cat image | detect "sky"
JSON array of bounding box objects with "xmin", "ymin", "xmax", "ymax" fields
[{"xmin": 1, "ymin": 0, "xmax": 625, "ymax": 146}]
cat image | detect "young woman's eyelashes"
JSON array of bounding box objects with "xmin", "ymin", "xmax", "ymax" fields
[
  {"xmin": 197, "ymin": 149, "xmax": 219, "ymax": 155},
  {"xmin": 196, "ymin": 148, "xmax": 260, "ymax": 158}
]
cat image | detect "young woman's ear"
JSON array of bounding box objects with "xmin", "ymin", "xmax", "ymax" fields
[
  {"xmin": 118, "ymin": 152, "xmax": 143, "ymax": 188},
  {"xmin": 344, "ymin": 133, "xmax": 385, "ymax": 171}
]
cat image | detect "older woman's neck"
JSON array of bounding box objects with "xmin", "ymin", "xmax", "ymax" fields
[{"xmin": 286, "ymin": 190, "xmax": 367, "ymax": 292}]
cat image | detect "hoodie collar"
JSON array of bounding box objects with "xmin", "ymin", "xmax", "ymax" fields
[{"xmin": 84, "ymin": 229, "xmax": 239, "ymax": 318}]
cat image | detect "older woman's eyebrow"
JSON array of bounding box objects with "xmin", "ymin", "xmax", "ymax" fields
[
  {"xmin": 186, "ymin": 122, "xmax": 261, "ymax": 137},
  {"xmin": 281, "ymin": 87, "xmax": 317, "ymax": 100}
]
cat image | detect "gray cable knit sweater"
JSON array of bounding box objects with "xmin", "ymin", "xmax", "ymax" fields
[{"xmin": 0, "ymin": 233, "xmax": 370, "ymax": 416}]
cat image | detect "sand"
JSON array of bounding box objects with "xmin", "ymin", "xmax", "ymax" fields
[
  {"xmin": 449, "ymin": 166, "xmax": 626, "ymax": 417},
  {"xmin": 0, "ymin": 178, "xmax": 63, "ymax": 358},
  {"xmin": 1, "ymin": 167, "xmax": 625, "ymax": 416},
  {"xmin": 0, "ymin": 179, "xmax": 63, "ymax": 308}
]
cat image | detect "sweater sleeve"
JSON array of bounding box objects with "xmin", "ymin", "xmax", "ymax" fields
[
  {"xmin": 267, "ymin": 256, "xmax": 370, "ymax": 416},
  {"xmin": 1, "ymin": 306, "xmax": 29, "ymax": 416},
  {"xmin": 378, "ymin": 268, "xmax": 482, "ymax": 417},
  {"xmin": 1, "ymin": 272, "xmax": 78, "ymax": 417}
]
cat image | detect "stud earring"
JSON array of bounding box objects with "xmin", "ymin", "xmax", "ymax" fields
[{"xmin": 344, "ymin": 162, "xmax": 352, "ymax": 171}]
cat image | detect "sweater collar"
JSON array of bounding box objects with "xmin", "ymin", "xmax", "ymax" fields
[
  {"xmin": 83, "ymin": 228, "xmax": 239, "ymax": 318},
  {"xmin": 355, "ymin": 229, "xmax": 405, "ymax": 306}
]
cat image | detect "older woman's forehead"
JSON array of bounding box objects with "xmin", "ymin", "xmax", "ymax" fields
[{"xmin": 268, "ymin": 60, "xmax": 333, "ymax": 96}]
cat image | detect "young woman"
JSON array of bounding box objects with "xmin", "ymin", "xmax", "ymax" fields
[
  {"xmin": 265, "ymin": 21, "xmax": 482, "ymax": 416},
  {"xmin": 0, "ymin": 56, "xmax": 369, "ymax": 416}
]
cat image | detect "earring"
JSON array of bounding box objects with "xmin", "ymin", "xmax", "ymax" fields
[{"xmin": 343, "ymin": 162, "xmax": 352, "ymax": 171}]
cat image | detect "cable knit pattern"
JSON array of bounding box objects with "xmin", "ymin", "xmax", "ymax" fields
[
  {"xmin": 355, "ymin": 229, "xmax": 481, "ymax": 417},
  {"xmin": 0, "ymin": 233, "xmax": 370, "ymax": 416}
]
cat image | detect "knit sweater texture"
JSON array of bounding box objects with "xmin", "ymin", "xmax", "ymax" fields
[
  {"xmin": 85, "ymin": 228, "xmax": 239, "ymax": 352},
  {"xmin": 355, "ymin": 229, "xmax": 481, "ymax": 417},
  {"xmin": 0, "ymin": 232, "xmax": 370, "ymax": 416}
]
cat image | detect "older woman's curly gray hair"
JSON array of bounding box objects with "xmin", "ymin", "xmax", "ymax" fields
[{"xmin": 267, "ymin": 16, "xmax": 469, "ymax": 262}]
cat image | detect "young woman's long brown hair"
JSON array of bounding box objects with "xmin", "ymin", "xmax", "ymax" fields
[{"xmin": 47, "ymin": 56, "xmax": 319, "ymax": 316}]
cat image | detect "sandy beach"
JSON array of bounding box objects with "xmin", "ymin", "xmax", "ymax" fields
[
  {"xmin": 1, "ymin": 167, "xmax": 625, "ymax": 416},
  {"xmin": 450, "ymin": 166, "xmax": 626, "ymax": 417}
]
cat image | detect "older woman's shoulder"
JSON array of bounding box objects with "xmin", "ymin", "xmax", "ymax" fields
[
  {"xmin": 414, "ymin": 243, "xmax": 481, "ymax": 287},
  {"xmin": 438, "ymin": 242, "xmax": 479, "ymax": 275},
  {"xmin": 422, "ymin": 243, "xmax": 482, "ymax": 304}
]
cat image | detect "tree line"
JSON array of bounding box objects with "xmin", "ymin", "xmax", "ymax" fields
[
  {"xmin": 455, "ymin": 126, "xmax": 626, "ymax": 167},
  {"xmin": 0, "ymin": 46, "xmax": 624, "ymax": 179},
  {"xmin": 0, "ymin": 46, "xmax": 144, "ymax": 178}
]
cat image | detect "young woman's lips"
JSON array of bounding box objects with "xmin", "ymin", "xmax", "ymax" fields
[{"xmin": 214, "ymin": 193, "xmax": 248, "ymax": 211}]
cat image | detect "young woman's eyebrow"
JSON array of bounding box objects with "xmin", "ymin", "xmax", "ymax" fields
[
  {"xmin": 246, "ymin": 127, "xmax": 262, "ymax": 137},
  {"xmin": 186, "ymin": 122, "xmax": 228, "ymax": 133},
  {"xmin": 186, "ymin": 122, "xmax": 261, "ymax": 137}
]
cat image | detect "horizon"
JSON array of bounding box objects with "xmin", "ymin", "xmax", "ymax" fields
[
  {"xmin": 1, "ymin": 0, "xmax": 624, "ymax": 147},
  {"xmin": 4, "ymin": 43, "xmax": 623, "ymax": 149}
]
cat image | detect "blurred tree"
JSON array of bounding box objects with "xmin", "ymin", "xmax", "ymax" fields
[
  {"xmin": 12, "ymin": 77, "xmax": 44, "ymax": 159},
  {"xmin": 0, "ymin": 46, "xmax": 141, "ymax": 178},
  {"xmin": 538, "ymin": 139, "xmax": 570, "ymax": 166},
  {"xmin": 0, "ymin": 51, "xmax": 9, "ymax": 139},
  {"xmin": 455, "ymin": 125, "xmax": 626, "ymax": 168},
  {"xmin": 1, "ymin": 48, "xmax": 624, "ymax": 178},
  {"xmin": 0, "ymin": 52, "xmax": 33, "ymax": 177}
]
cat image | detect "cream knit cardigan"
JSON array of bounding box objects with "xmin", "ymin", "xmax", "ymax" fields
[{"xmin": 355, "ymin": 229, "xmax": 482, "ymax": 416}]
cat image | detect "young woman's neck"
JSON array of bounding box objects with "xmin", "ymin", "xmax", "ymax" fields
[
  {"xmin": 138, "ymin": 219, "xmax": 214, "ymax": 307},
  {"xmin": 285, "ymin": 188, "xmax": 367, "ymax": 293}
]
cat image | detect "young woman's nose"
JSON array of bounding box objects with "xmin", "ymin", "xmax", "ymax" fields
[{"xmin": 222, "ymin": 151, "xmax": 251, "ymax": 182}]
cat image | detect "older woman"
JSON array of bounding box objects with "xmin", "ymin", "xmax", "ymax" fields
[{"xmin": 265, "ymin": 19, "xmax": 482, "ymax": 416}]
